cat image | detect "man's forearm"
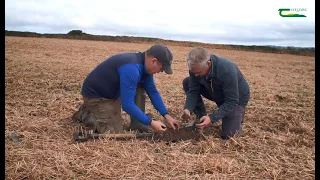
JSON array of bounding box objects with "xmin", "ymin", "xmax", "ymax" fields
[{"xmin": 184, "ymin": 93, "xmax": 199, "ymax": 111}]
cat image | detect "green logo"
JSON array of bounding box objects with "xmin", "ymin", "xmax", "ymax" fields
[{"xmin": 279, "ymin": 8, "xmax": 307, "ymax": 17}]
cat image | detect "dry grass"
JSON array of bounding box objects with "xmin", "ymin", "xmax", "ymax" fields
[{"xmin": 5, "ymin": 36, "xmax": 314, "ymax": 179}]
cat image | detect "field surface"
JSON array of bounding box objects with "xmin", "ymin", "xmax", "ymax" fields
[{"xmin": 5, "ymin": 36, "xmax": 315, "ymax": 179}]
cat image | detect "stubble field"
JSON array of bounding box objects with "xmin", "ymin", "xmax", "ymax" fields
[{"xmin": 5, "ymin": 36, "xmax": 315, "ymax": 179}]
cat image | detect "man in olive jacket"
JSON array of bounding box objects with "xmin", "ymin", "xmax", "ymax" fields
[{"xmin": 182, "ymin": 47, "xmax": 250, "ymax": 139}]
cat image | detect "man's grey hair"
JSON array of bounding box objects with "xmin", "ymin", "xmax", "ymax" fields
[{"xmin": 187, "ymin": 47, "xmax": 210, "ymax": 70}]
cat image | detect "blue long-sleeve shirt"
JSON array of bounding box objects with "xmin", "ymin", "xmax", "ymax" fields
[{"xmin": 81, "ymin": 52, "xmax": 168, "ymax": 125}]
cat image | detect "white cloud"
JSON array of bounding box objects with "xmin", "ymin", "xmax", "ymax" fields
[{"xmin": 5, "ymin": 0, "xmax": 315, "ymax": 47}]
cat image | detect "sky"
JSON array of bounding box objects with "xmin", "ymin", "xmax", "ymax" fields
[{"xmin": 5, "ymin": 0, "xmax": 315, "ymax": 47}]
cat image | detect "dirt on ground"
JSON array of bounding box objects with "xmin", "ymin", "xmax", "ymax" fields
[{"xmin": 5, "ymin": 36, "xmax": 315, "ymax": 179}]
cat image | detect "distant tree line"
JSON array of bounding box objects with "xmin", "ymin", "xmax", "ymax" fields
[{"xmin": 5, "ymin": 30, "xmax": 315, "ymax": 57}]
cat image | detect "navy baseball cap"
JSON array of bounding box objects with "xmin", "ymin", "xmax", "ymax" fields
[{"xmin": 148, "ymin": 44, "xmax": 173, "ymax": 74}]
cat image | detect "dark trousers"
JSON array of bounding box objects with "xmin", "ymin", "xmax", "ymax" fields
[{"xmin": 183, "ymin": 77, "xmax": 245, "ymax": 139}]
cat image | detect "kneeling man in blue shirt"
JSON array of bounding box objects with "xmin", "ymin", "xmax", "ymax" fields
[{"xmin": 73, "ymin": 44, "xmax": 180, "ymax": 134}]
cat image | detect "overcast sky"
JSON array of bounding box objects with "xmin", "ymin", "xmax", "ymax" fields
[{"xmin": 5, "ymin": 0, "xmax": 315, "ymax": 47}]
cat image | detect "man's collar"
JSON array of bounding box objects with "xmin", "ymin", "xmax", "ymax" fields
[{"xmin": 205, "ymin": 56, "xmax": 213, "ymax": 80}]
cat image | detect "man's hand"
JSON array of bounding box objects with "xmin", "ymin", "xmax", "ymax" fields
[
  {"xmin": 196, "ymin": 115, "xmax": 211, "ymax": 129},
  {"xmin": 150, "ymin": 120, "xmax": 167, "ymax": 133},
  {"xmin": 181, "ymin": 109, "xmax": 191, "ymax": 121},
  {"xmin": 164, "ymin": 114, "xmax": 181, "ymax": 130}
]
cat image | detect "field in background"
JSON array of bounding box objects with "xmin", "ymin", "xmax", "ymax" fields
[
  {"xmin": 5, "ymin": 30, "xmax": 315, "ymax": 57},
  {"xmin": 5, "ymin": 36, "xmax": 315, "ymax": 179}
]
